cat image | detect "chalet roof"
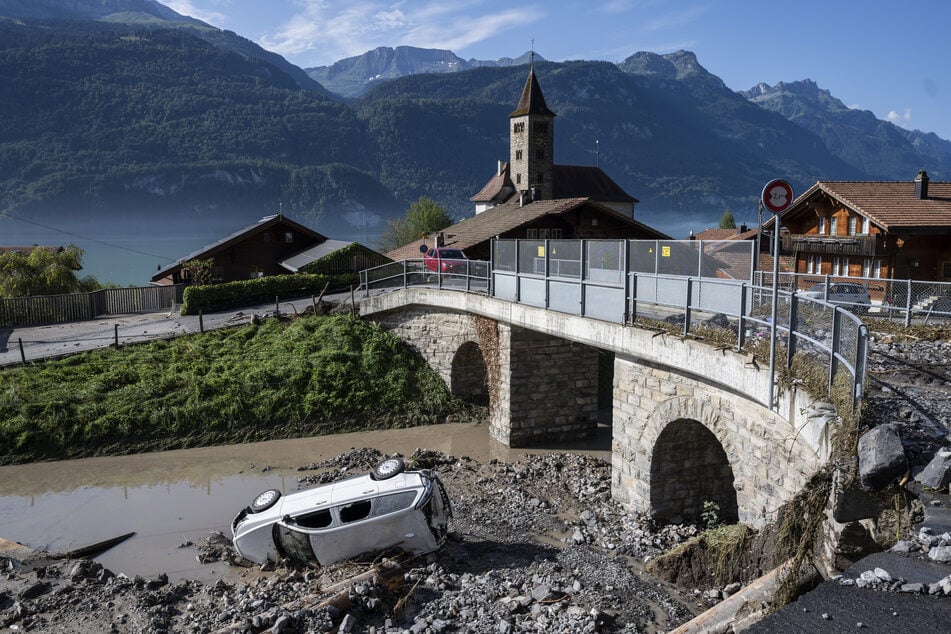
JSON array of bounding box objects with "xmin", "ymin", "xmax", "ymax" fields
[
  {"xmin": 0, "ymin": 245, "xmax": 64, "ymax": 255},
  {"xmin": 509, "ymin": 66, "xmax": 555, "ymax": 118},
  {"xmin": 552, "ymin": 165, "xmax": 638, "ymax": 203},
  {"xmin": 280, "ymin": 239, "xmax": 369, "ymax": 272},
  {"xmin": 788, "ymin": 180, "xmax": 951, "ymax": 231},
  {"xmin": 385, "ymin": 197, "xmax": 669, "ymax": 260},
  {"xmin": 694, "ymin": 228, "xmax": 739, "ymax": 241},
  {"xmin": 151, "ymin": 214, "xmax": 326, "ymax": 281},
  {"xmin": 471, "ymin": 162, "xmax": 515, "ymax": 203}
]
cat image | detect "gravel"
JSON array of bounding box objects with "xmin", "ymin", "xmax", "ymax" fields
[{"xmin": 1, "ymin": 449, "xmax": 709, "ymax": 633}]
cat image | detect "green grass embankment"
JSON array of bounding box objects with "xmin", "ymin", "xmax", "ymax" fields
[{"xmin": 0, "ymin": 314, "xmax": 479, "ymax": 465}]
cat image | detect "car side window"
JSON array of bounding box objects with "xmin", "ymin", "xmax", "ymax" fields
[
  {"xmin": 339, "ymin": 500, "xmax": 372, "ymax": 523},
  {"xmin": 296, "ymin": 509, "xmax": 332, "ymax": 529},
  {"xmin": 370, "ymin": 491, "xmax": 418, "ymax": 518}
]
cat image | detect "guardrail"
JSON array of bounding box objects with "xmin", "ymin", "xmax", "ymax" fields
[{"xmin": 360, "ymin": 259, "xmax": 490, "ymax": 294}]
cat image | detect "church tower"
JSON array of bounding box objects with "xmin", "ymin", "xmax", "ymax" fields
[{"xmin": 509, "ymin": 59, "xmax": 555, "ymax": 201}]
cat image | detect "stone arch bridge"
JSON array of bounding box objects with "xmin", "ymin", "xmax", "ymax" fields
[{"xmin": 361, "ymin": 288, "xmax": 838, "ymax": 528}]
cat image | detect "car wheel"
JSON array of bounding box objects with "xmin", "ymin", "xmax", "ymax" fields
[
  {"xmin": 371, "ymin": 457, "xmax": 406, "ymax": 480},
  {"xmin": 249, "ymin": 488, "xmax": 282, "ymax": 513}
]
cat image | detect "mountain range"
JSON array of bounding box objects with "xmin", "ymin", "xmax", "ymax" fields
[{"xmin": 1, "ymin": 0, "xmax": 949, "ymax": 245}]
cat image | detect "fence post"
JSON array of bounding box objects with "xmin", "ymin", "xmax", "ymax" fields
[
  {"xmin": 787, "ymin": 292, "xmax": 798, "ymax": 367},
  {"xmin": 904, "ymin": 279, "xmax": 913, "ymax": 328},
  {"xmin": 199, "ymin": 310, "xmax": 204, "ymax": 333},
  {"xmin": 275, "ymin": 295, "xmax": 280, "ymax": 315},
  {"xmin": 737, "ymin": 283, "xmax": 747, "ymax": 351},
  {"xmin": 829, "ymin": 307, "xmax": 842, "ymax": 395},
  {"xmin": 683, "ymin": 277, "xmax": 692, "ymax": 336},
  {"xmin": 623, "ymin": 240, "xmax": 632, "ymax": 324},
  {"xmin": 114, "ymin": 323, "xmax": 119, "ymax": 348},
  {"xmin": 18, "ymin": 338, "xmax": 26, "ymax": 365}
]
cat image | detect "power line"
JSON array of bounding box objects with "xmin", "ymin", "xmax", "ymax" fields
[{"xmin": 1, "ymin": 210, "xmax": 175, "ymax": 260}]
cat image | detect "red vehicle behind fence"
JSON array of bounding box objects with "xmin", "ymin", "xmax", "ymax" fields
[{"xmin": 424, "ymin": 248, "xmax": 468, "ymax": 274}]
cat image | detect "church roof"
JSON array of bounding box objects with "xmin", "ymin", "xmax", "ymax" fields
[
  {"xmin": 552, "ymin": 165, "xmax": 638, "ymax": 203},
  {"xmin": 471, "ymin": 162, "xmax": 515, "ymax": 203},
  {"xmin": 509, "ymin": 67, "xmax": 555, "ymax": 118}
]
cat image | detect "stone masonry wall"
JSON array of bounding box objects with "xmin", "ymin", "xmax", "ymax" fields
[
  {"xmin": 491, "ymin": 324, "xmax": 600, "ymax": 447},
  {"xmin": 611, "ymin": 354, "xmax": 825, "ymax": 529}
]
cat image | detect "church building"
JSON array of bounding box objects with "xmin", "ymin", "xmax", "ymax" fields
[{"xmin": 385, "ymin": 61, "xmax": 666, "ymax": 263}]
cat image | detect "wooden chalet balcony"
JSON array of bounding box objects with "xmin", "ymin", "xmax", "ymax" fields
[{"xmin": 781, "ymin": 234, "xmax": 888, "ymax": 257}]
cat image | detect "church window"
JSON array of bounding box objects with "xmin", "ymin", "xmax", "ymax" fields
[
  {"xmin": 515, "ymin": 150, "xmax": 523, "ymax": 161},
  {"xmin": 534, "ymin": 122, "xmax": 548, "ymax": 134},
  {"xmin": 516, "ymin": 173, "xmax": 521, "ymax": 184},
  {"xmin": 536, "ymin": 149, "xmax": 544, "ymax": 159},
  {"xmin": 513, "ymin": 122, "xmax": 525, "ymax": 133}
]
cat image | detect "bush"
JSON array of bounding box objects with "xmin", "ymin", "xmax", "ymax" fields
[{"xmin": 180, "ymin": 273, "xmax": 331, "ymax": 314}]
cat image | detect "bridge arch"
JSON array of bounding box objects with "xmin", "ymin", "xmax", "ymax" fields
[
  {"xmin": 451, "ymin": 341, "xmax": 489, "ymax": 405},
  {"xmin": 650, "ymin": 418, "xmax": 739, "ymax": 525}
]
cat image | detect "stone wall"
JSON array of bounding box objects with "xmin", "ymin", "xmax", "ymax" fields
[
  {"xmin": 491, "ymin": 324, "xmax": 600, "ymax": 447},
  {"xmin": 611, "ymin": 354, "xmax": 832, "ymax": 529}
]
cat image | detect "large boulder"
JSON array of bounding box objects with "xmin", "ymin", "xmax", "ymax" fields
[
  {"xmin": 858, "ymin": 425, "xmax": 907, "ymax": 490},
  {"xmin": 915, "ymin": 448, "xmax": 951, "ymax": 490}
]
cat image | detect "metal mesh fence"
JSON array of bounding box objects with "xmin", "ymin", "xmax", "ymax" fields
[
  {"xmin": 628, "ymin": 239, "xmax": 754, "ymax": 281},
  {"xmin": 754, "ymin": 271, "xmax": 951, "ymax": 325}
]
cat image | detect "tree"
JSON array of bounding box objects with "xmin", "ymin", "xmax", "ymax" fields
[
  {"xmin": 719, "ymin": 208, "xmax": 736, "ymax": 229},
  {"xmin": 378, "ymin": 197, "xmax": 454, "ymax": 252},
  {"xmin": 0, "ymin": 244, "xmax": 100, "ymax": 298}
]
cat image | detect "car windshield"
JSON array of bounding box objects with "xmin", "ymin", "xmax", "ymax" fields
[
  {"xmin": 275, "ymin": 524, "xmax": 318, "ymax": 564},
  {"xmin": 434, "ymin": 249, "xmax": 464, "ymax": 259},
  {"xmin": 807, "ymin": 284, "xmax": 826, "ymax": 293}
]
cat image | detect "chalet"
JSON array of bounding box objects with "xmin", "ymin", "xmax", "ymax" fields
[
  {"xmin": 388, "ymin": 61, "xmax": 666, "ymax": 261},
  {"xmin": 779, "ymin": 171, "xmax": 951, "ymax": 283},
  {"xmin": 150, "ymin": 214, "xmax": 387, "ymax": 285}
]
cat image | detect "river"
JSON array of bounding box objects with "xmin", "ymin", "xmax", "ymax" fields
[{"xmin": 0, "ymin": 422, "xmax": 609, "ymax": 583}]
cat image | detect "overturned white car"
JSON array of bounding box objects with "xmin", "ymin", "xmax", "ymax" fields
[{"xmin": 231, "ymin": 457, "xmax": 452, "ymax": 566}]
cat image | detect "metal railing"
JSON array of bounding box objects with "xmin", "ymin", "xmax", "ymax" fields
[
  {"xmin": 754, "ymin": 271, "xmax": 951, "ymax": 326},
  {"xmin": 360, "ymin": 259, "xmax": 490, "ymax": 294},
  {"xmin": 491, "ymin": 239, "xmax": 866, "ymax": 410},
  {"xmin": 0, "ymin": 285, "xmax": 185, "ymax": 327},
  {"xmin": 359, "ymin": 240, "xmax": 866, "ymax": 410}
]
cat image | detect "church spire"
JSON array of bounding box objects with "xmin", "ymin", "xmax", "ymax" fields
[
  {"xmin": 509, "ymin": 63, "xmax": 555, "ymax": 118},
  {"xmin": 509, "ymin": 62, "xmax": 555, "ymax": 201}
]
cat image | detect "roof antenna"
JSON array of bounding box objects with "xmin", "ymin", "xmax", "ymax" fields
[{"xmin": 595, "ymin": 139, "xmax": 599, "ymax": 168}]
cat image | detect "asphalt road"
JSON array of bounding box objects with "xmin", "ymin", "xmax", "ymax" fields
[{"xmin": 0, "ymin": 293, "xmax": 358, "ymax": 367}]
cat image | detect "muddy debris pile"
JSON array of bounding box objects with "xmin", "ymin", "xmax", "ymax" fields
[{"xmin": 1, "ymin": 449, "xmax": 707, "ymax": 633}]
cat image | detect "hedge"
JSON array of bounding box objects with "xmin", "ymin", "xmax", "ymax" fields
[{"xmin": 181, "ymin": 273, "xmax": 332, "ymax": 315}]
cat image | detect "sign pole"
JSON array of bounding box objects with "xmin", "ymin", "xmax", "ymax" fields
[{"xmin": 762, "ymin": 179, "xmax": 794, "ymax": 411}]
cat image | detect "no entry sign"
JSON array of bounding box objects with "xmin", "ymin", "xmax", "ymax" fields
[{"xmin": 762, "ymin": 179, "xmax": 794, "ymax": 214}]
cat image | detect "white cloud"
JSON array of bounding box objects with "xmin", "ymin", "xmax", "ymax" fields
[
  {"xmin": 164, "ymin": 0, "xmax": 228, "ymax": 26},
  {"xmin": 258, "ymin": 0, "xmax": 542, "ymax": 66},
  {"xmin": 886, "ymin": 108, "xmax": 912, "ymax": 127}
]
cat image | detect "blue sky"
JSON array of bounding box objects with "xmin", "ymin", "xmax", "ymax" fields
[{"xmin": 167, "ymin": 1, "xmax": 950, "ymax": 141}]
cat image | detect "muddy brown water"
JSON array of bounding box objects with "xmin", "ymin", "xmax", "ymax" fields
[{"xmin": 0, "ymin": 423, "xmax": 609, "ymax": 583}]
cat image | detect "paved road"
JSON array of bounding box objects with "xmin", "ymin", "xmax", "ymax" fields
[{"xmin": 0, "ymin": 293, "xmax": 359, "ymax": 367}]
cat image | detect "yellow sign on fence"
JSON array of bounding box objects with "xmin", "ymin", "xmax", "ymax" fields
[{"xmin": 661, "ymin": 246, "xmax": 671, "ymax": 257}]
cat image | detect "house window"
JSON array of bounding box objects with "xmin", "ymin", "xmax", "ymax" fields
[
  {"xmin": 830, "ymin": 216, "xmax": 838, "ymax": 236},
  {"xmin": 833, "ymin": 256, "xmax": 849, "ymax": 277},
  {"xmin": 942, "ymin": 262, "xmax": 951, "ymax": 279},
  {"xmin": 863, "ymin": 259, "xmax": 871, "ymax": 278},
  {"xmin": 262, "ymin": 231, "xmax": 271, "ymax": 242},
  {"xmin": 861, "ymin": 217, "xmax": 870, "ymax": 235},
  {"xmin": 515, "ymin": 150, "xmax": 523, "ymax": 161},
  {"xmin": 526, "ymin": 228, "xmax": 562, "ymax": 240},
  {"xmin": 284, "ymin": 231, "xmax": 293, "ymax": 243},
  {"xmin": 818, "ymin": 217, "xmax": 826, "ymax": 235},
  {"xmin": 848, "ymin": 216, "xmax": 858, "ymax": 235},
  {"xmin": 807, "ymin": 255, "xmax": 815, "ymax": 274}
]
